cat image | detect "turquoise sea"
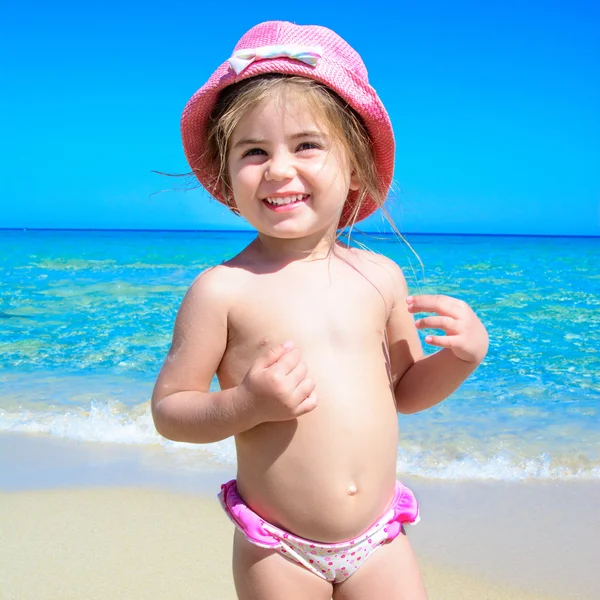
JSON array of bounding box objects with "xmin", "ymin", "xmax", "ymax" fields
[{"xmin": 1, "ymin": 230, "xmax": 598, "ymax": 481}]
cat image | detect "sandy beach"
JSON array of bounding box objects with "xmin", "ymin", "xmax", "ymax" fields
[{"xmin": 1, "ymin": 433, "xmax": 598, "ymax": 600}]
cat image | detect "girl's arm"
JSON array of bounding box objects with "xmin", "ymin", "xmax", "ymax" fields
[
  {"xmin": 393, "ymin": 347, "xmax": 481, "ymax": 414},
  {"xmin": 384, "ymin": 262, "xmax": 488, "ymax": 414},
  {"xmin": 151, "ymin": 268, "xmax": 258, "ymax": 443},
  {"xmin": 151, "ymin": 268, "xmax": 318, "ymax": 443},
  {"xmin": 394, "ymin": 295, "xmax": 488, "ymax": 413}
]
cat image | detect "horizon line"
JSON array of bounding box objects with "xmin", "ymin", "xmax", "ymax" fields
[{"xmin": 0, "ymin": 228, "xmax": 599, "ymax": 239}]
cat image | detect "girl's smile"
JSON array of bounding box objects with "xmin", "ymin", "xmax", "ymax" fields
[
  {"xmin": 263, "ymin": 193, "xmax": 310, "ymax": 211},
  {"xmin": 227, "ymin": 91, "xmax": 358, "ymax": 242}
]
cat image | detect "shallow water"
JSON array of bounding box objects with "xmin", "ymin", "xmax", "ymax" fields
[{"xmin": 1, "ymin": 229, "xmax": 598, "ymax": 480}]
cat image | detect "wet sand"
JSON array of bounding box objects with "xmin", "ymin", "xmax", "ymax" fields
[{"xmin": 1, "ymin": 433, "xmax": 598, "ymax": 600}]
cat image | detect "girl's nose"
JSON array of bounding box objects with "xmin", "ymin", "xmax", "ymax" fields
[{"xmin": 264, "ymin": 151, "xmax": 296, "ymax": 181}]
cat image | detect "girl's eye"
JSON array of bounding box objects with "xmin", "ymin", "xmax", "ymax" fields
[
  {"xmin": 297, "ymin": 142, "xmax": 321, "ymax": 152},
  {"xmin": 242, "ymin": 147, "xmax": 266, "ymax": 157}
]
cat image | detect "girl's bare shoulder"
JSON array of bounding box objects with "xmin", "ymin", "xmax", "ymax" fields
[
  {"xmin": 186, "ymin": 244, "xmax": 259, "ymax": 303},
  {"xmin": 341, "ymin": 245, "xmax": 408, "ymax": 293}
]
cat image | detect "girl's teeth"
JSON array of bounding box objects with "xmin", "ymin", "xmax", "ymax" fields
[{"xmin": 265, "ymin": 194, "xmax": 306, "ymax": 206}]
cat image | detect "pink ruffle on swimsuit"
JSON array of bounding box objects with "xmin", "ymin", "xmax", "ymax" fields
[{"xmin": 218, "ymin": 479, "xmax": 420, "ymax": 583}]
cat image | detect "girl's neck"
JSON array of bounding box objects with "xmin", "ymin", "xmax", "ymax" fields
[{"xmin": 253, "ymin": 227, "xmax": 339, "ymax": 264}]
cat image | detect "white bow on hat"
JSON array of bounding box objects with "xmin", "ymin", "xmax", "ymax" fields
[{"xmin": 228, "ymin": 44, "xmax": 322, "ymax": 75}]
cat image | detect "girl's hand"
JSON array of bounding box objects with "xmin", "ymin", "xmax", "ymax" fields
[
  {"xmin": 239, "ymin": 342, "xmax": 317, "ymax": 422},
  {"xmin": 407, "ymin": 295, "xmax": 489, "ymax": 364}
]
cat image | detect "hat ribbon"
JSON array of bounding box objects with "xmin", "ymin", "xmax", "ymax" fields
[{"xmin": 228, "ymin": 44, "xmax": 322, "ymax": 75}]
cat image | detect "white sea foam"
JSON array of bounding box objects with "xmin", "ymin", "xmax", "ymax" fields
[
  {"xmin": 396, "ymin": 451, "xmax": 600, "ymax": 481},
  {"xmin": 1, "ymin": 402, "xmax": 598, "ymax": 482},
  {"xmin": 0, "ymin": 400, "xmax": 160, "ymax": 445}
]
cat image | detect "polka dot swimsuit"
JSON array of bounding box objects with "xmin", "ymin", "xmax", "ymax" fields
[{"xmin": 218, "ymin": 479, "xmax": 420, "ymax": 583}]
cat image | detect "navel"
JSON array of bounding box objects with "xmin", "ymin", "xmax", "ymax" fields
[{"xmin": 347, "ymin": 483, "xmax": 357, "ymax": 496}]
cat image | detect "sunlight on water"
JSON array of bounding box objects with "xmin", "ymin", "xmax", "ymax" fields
[{"xmin": 1, "ymin": 230, "xmax": 599, "ymax": 480}]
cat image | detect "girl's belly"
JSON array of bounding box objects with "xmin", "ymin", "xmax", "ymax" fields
[{"xmin": 235, "ymin": 371, "xmax": 400, "ymax": 542}]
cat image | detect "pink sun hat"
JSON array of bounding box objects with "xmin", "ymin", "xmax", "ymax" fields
[{"xmin": 180, "ymin": 21, "xmax": 395, "ymax": 225}]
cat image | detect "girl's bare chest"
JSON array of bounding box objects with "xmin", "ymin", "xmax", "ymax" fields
[{"xmin": 228, "ymin": 278, "xmax": 389, "ymax": 346}]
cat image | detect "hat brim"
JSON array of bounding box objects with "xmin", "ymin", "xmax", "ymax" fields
[{"xmin": 181, "ymin": 56, "xmax": 395, "ymax": 226}]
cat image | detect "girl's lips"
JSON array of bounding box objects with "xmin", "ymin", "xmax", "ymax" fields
[{"xmin": 262, "ymin": 195, "xmax": 309, "ymax": 212}]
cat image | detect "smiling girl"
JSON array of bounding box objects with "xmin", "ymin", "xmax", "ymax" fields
[{"xmin": 152, "ymin": 21, "xmax": 488, "ymax": 600}]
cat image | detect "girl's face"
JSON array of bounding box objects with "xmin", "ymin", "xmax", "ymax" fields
[{"xmin": 227, "ymin": 91, "xmax": 358, "ymax": 240}]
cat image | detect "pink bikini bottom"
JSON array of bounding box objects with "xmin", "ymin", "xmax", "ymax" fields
[{"xmin": 218, "ymin": 479, "xmax": 419, "ymax": 583}]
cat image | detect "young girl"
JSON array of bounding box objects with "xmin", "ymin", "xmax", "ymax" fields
[{"xmin": 152, "ymin": 21, "xmax": 488, "ymax": 600}]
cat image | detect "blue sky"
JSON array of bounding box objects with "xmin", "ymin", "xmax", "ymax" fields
[{"xmin": 1, "ymin": 0, "xmax": 598, "ymax": 235}]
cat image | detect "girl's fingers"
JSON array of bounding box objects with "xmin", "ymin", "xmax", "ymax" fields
[
  {"xmin": 293, "ymin": 378, "xmax": 316, "ymax": 405},
  {"xmin": 255, "ymin": 341, "xmax": 294, "ymax": 370},
  {"xmin": 407, "ymin": 294, "xmax": 467, "ymax": 318},
  {"xmin": 414, "ymin": 315, "xmax": 457, "ymax": 333},
  {"xmin": 287, "ymin": 360, "xmax": 308, "ymax": 388},
  {"xmin": 273, "ymin": 347, "xmax": 302, "ymax": 375},
  {"xmin": 423, "ymin": 334, "xmax": 455, "ymax": 349},
  {"xmin": 294, "ymin": 390, "xmax": 318, "ymax": 416}
]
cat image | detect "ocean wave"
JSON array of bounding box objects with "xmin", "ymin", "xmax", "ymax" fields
[
  {"xmin": 1, "ymin": 402, "xmax": 598, "ymax": 482},
  {"xmin": 396, "ymin": 450, "xmax": 600, "ymax": 481}
]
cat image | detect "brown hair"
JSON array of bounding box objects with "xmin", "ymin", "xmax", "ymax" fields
[{"xmin": 204, "ymin": 74, "xmax": 383, "ymax": 230}]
